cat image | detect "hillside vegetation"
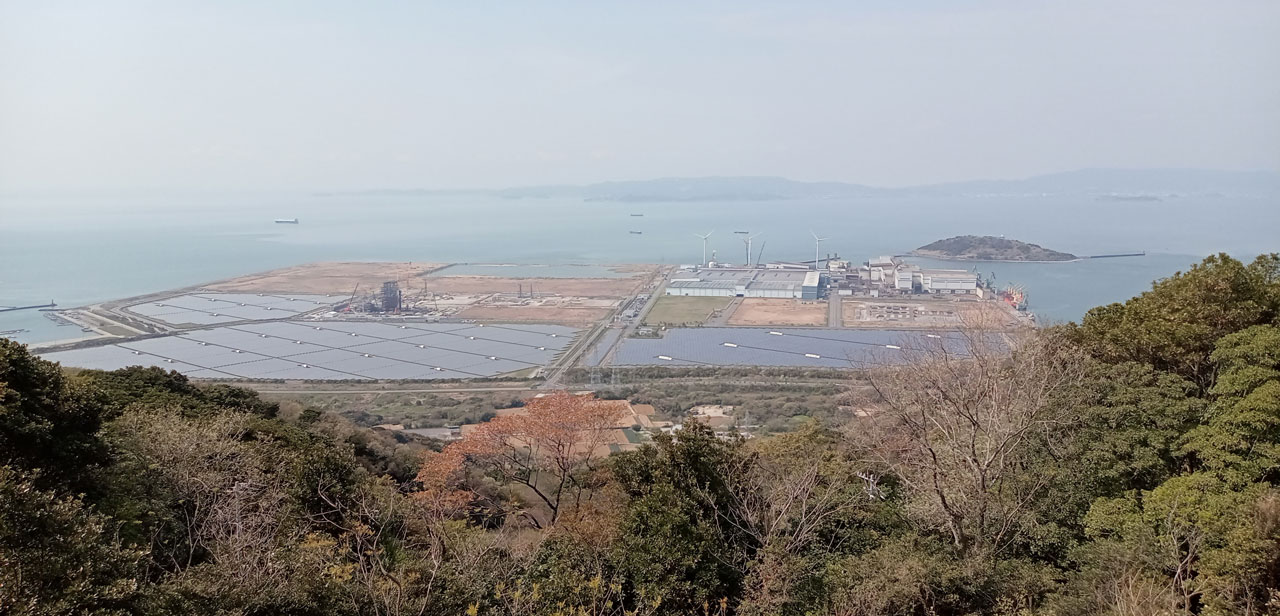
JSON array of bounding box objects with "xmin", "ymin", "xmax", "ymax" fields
[
  {"xmin": 913, "ymin": 234, "xmax": 1078, "ymax": 261},
  {"xmin": 3, "ymin": 252, "xmax": 1279, "ymax": 616}
]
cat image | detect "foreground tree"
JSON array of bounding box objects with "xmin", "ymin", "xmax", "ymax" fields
[
  {"xmin": 1070, "ymin": 324, "xmax": 1280, "ymax": 615},
  {"xmin": 0, "ymin": 338, "xmax": 110, "ymax": 492},
  {"xmin": 421, "ymin": 391, "xmax": 624, "ymax": 527},
  {"xmin": 859, "ymin": 328, "xmax": 1089, "ymax": 557},
  {"xmin": 1069, "ymin": 253, "xmax": 1280, "ymax": 389},
  {"xmin": 0, "ymin": 466, "xmax": 139, "ymax": 615}
]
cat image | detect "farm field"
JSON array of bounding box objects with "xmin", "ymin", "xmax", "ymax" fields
[{"xmin": 642, "ymin": 296, "xmax": 733, "ymax": 326}]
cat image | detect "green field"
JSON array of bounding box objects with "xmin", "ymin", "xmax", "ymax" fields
[{"xmin": 642, "ymin": 295, "xmax": 732, "ymax": 326}]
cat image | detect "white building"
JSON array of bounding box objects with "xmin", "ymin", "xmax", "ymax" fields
[
  {"xmin": 894, "ymin": 266, "xmax": 915, "ymax": 291},
  {"xmin": 664, "ymin": 268, "xmax": 815, "ymax": 299},
  {"xmin": 921, "ymin": 269, "xmax": 978, "ymax": 293},
  {"xmin": 666, "ymin": 280, "xmax": 741, "ymax": 297},
  {"xmin": 801, "ymin": 271, "xmax": 821, "ymax": 300}
]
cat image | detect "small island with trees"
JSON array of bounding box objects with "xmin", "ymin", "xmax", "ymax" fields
[{"xmin": 911, "ymin": 235, "xmax": 1078, "ymax": 262}]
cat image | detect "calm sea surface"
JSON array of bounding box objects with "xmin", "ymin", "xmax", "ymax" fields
[{"xmin": 2, "ymin": 192, "xmax": 1276, "ymax": 343}]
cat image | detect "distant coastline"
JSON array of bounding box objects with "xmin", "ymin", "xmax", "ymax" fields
[{"xmin": 314, "ymin": 168, "xmax": 1280, "ymax": 202}]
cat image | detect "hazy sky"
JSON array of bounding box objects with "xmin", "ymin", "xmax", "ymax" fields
[{"xmin": 1, "ymin": 1, "xmax": 1277, "ymax": 192}]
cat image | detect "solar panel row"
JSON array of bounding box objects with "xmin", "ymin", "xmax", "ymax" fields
[
  {"xmin": 126, "ymin": 293, "xmax": 337, "ymax": 326},
  {"xmin": 43, "ymin": 321, "xmax": 579, "ymax": 380},
  {"xmin": 612, "ymin": 327, "xmax": 972, "ymax": 367}
]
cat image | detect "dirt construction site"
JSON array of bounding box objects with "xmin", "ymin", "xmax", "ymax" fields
[
  {"xmin": 637, "ymin": 294, "xmax": 1027, "ymax": 330},
  {"xmin": 455, "ymin": 297, "xmax": 622, "ymax": 326},
  {"xmin": 205, "ymin": 262, "xmax": 448, "ymax": 294},
  {"xmin": 197, "ymin": 262, "xmax": 657, "ymax": 326},
  {"xmin": 842, "ymin": 298, "xmax": 1023, "ymax": 329},
  {"xmin": 727, "ymin": 299, "xmax": 829, "ymax": 327}
]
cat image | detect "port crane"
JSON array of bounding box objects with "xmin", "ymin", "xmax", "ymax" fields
[{"xmin": 343, "ymin": 283, "xmax": 360, "ymax": 312}]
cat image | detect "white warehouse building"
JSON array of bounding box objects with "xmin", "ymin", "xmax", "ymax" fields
[
  {"xmin": 665, "ymin": 268, "xmax": 821, "ymax": 299},
  {"xmin": 921, "ymin": 269, "xmax": 979, "ymax": 293},
  {"xmin": 665, "ymin": 279, "xmax": 741, "ymax": 297}
]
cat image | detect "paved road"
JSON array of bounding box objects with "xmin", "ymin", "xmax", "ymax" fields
[
  {"xmin": 540, "ymin": 266, "xmax": 670, "ymax": 388},
  {"xmin": 827, "ymin": 295, "xmax": 843, "ymax": 327},
  {"xmin": 594, "ymin": 268, "xmax": 671, "ymax": 367},
  {"xmin": 706, "ymin": 297, "xmax": 743, "ymax": 326}
]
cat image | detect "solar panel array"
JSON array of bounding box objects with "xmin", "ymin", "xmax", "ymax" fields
[
  {"xmin": 43, "ymin": 321, "xmax": 579, "ymax": 380},
  {"xmin": 126, "ymin": 293, "xmax": 337, "ymax": 325},
  {"xmin": 613, "ymin": 327, "xmax": 970, "ymax": 368}
]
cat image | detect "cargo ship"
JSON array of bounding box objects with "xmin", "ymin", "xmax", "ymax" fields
[
  {"xmin": 275, "ymin": 218, "xmax": 300, "ymax": 224},
  {"xmin": 999, "ymin": 285, "xmax": 1028, "ymax": 311}
]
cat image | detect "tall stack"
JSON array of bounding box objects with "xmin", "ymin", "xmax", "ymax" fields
[{"xmin": 381, "ymin": 281, "xmax": 401, "ymax": 312}]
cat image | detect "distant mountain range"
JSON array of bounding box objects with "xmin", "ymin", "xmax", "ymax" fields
[{"xmin": 324, "ymin": 168, "xmax": 1280, "ymax": 201}]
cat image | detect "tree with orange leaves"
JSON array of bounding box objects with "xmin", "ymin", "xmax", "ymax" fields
[{"xmin": 416, "ymin": 391, "xmax": 624, "ymax": 527}]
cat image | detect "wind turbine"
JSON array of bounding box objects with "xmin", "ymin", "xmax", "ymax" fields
[
  {"xmin": 810, "ymin": 230, "xmax": 828, "ymax": 270},
  {"xmin": 743, "ymin": 232, "xmax": 763, "ymax": 266},
  {"xmin": 694, "ymin": 230, "xmax": 714, "ymax": 266}
]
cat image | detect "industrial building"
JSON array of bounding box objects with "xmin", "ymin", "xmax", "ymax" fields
[
  {"xmin": 801, "ymin": 271, "xmax": 821, "ymax": 299},
  {"xmin": 381, "ymin": 281, "xmax": 402, "ymax": 312},
  {"xmin": 665, "ymin": 267, "xmax": 825, "ymax": 299},
  {"xmin": 920, "ymin": 269, "xmax": 979, "ymax": 293},
  {"xmin": 830, "ymin": 257, "xmax": 980, "ymax": 296}
]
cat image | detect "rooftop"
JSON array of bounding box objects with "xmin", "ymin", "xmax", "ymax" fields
[{"xmin": 668, "ymin": 280, "xmax": 741, "ymax": 289}]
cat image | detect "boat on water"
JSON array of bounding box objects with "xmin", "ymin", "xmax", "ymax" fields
[
  {"xmin": 630, "ymin": 213, "xmax": 644, "ymax": 217},
  {"xmin": 629, "ymin": 231, "xmax": 643, "ymax": 235},
  {"xmin": 1000, "ymin": 285, "xmax": 1028, "ymax": 311},
  {"xmin": 275, "ymin": 218, "xmax": 300, "ymax": 224}
]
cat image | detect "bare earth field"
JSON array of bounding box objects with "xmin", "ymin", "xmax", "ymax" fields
[
  {"xmin": 728, "ymin": 299, "xmax": 828, "ymax": 326},
  {"xmin": 206, "ymin": 262, "xmax": 447, "ymax": 294},
  {"xmin": 456, "ymin": 305, "xmax": 613, "ymax": 326},
  {"xmin": 423, "ymin": 276, "xmax": 644, "ymax": 298},
  {"xmin": 643, "ymin": 296, "xmax": 733, "ymax": 326}
]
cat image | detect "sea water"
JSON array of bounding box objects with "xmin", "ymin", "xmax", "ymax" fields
[{"xmin": 2, "ymin": 191, "xmax": 1276, "ymax": 343}]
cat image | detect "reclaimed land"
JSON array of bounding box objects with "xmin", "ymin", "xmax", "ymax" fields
[{"xmin": 205, "ymin": 262, "xmax": 449, "ymax": 294}]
